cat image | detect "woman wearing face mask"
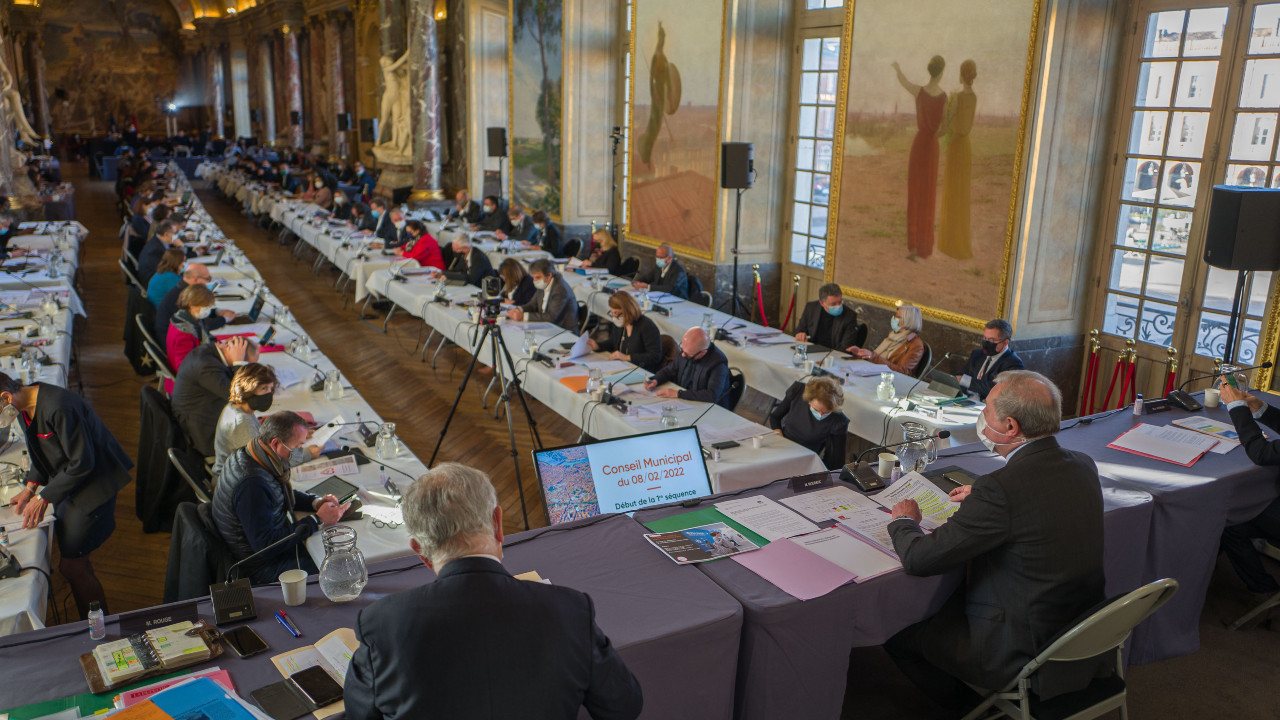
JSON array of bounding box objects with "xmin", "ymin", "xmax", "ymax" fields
[
  {"xmin": 213, "ymin": 363, "xmax": 323, "ymax": 485},
  {"xmin": 850, "ymin": 304, "xmax": 926, "ymax": 377},
  {"xmin": 309, "ymin": 176, "xmax": 333, "ymax": 211},
  {"xmin": 166, "ymin": 283, "xmax": 218, "ymax": 378},
  {"xmin": 4, "ymin": 372, "xmax": 134, "ymax": 619},
  {"xmin": 768, "ymin": 376, "xmax": 849, "ymax": 469},
  {"xmin": 587, "ymin": 291, "xmax": 663, "ymax": 372},
  {"xmin": 394, "ymin": 220, "xmax": 444, "ymax": 269},
  {"xmin": 498, "ymin": 258, "xmax": 537, "ymax": 306}
]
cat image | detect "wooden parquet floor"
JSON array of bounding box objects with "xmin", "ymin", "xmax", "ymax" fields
[{"xmin": 49, "ymin": 162, "xmax": 578, "ymax": 623}]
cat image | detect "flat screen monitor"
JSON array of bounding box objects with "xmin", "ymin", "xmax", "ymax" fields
[{"xmin": 533, "ymin": 427, "xmax": 712, "ymax": 525}]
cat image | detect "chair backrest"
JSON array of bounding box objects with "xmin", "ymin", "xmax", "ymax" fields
[
  {"xmin": 687, "ymin": 275, "xmax": 711, "ymax": 307},
  {"xmin": 853, "ymin": 322, "xmax": 869, "ymax": 350},
  {"xmin": 577, "ymin": 301, "xmax": 591, "ymax": 334},
  {"xmin": 1011, "ymin": 578, "xmax": 1179, "ymax": 688},
  {"xmin": 912, "ymin": 342, "xmax": 932, "ymax": 378},
  {"xmin": 168, "ymin": 448, "xmax": 212, "ymax": 504},
  {"xmin": 119, "ymin": 258, "xmax": 146, "ymax": 295},
  {"xmin": 618, "ymin": 256, "xmax": 640, "ymax": 279},
  {"xmin": 660, "ymin": 334, "xmax": 678, "ymax": 368},
  {"xmin": 728, "ymin": 367, "xmax": 746, "ymax": 411},
  {"xmin": 144, "ymin": 342, "xmax": 176, "ymax": 391},
  {"xmin": 562, "ymin": 237, "xmax": 582, "ymax": 260},
  {"xmin": 136, "ymin": 313, "xmax": 164, "ymax": 355}
]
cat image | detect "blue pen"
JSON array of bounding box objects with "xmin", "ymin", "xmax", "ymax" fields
[{"xmin": 275, "ymin": 611, "xmax": 300, "ymax": 638}]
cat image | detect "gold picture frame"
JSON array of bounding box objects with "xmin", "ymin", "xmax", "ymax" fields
[{"xmin": 824, "ymin": 0, "xmax": 1044, "ymax": 329}]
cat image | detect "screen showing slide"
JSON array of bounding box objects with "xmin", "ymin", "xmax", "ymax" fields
[{"xmin": 534, "ymin": 427, "xmax": 712, "ymax": 525}]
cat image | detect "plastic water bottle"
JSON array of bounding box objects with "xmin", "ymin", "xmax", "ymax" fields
[{"xmin": 88, "ymin": 601, "xmax": 106, "ymax": 640}]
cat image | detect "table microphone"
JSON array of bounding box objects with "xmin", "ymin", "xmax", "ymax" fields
[
  {"xmin": 713, "ymin": 314, "xmax": 742, "ymax": 345},
  {"xmin": 532, "ymin": 326, "xmax": 575, "ymax": 365},
  {"xmin": 843, "ymin": 430, "xmax": 953, "ymax": 492},
  {"xmin": 1167, "ymin": 361, "xmax": 1273, "ymax": 411},
  {"xmin": 284, "ymin": 350, "xmax": 330, "ymax": 392},
  {"xmin": 211, "ymin": 523, "xmax": 310, "ymax": 625},
  {"xmin": 601, "ymin": 364, "xmax": 645, "ymax": 411},
  {"xmin": 879, "ymin": 352, "xmax": 955, "ymax": 443}
]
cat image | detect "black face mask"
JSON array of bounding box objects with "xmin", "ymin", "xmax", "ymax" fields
[
  {"xmin": 981, "ymin": 339, "xmax": 1001, "ymax": 356},
  {"xmin": 246, "ymin": 392, "xmax": 274, "ymax": 412}
]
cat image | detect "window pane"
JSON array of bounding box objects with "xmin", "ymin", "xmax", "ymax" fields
[
  {"xmin": 1144, "ymin": 255, "xmax": 1185, "ymax": 301},
  {"xmin": 1116, "ymin": 204, "xmax": 1153, "ymax": 249},
  {"xmin": 1160, "ymin": 160, "xmax": 1199, "ymax": 207},
  {"xmin": 796, "ymin": 138, "xmax": 815, "ymax": 170},
  {"xmin": 807, "ymin": 240, "xmax": 826, "ymax": 269},
  {"xmin": 802, "ymin": 38, "xmax": 819, "ymax": 70},
  {"xmin": 1175, "ymin": 61, "xmax": 1218, "ymax": 108},
  {"xmin": 814, "ymin": 140, "xmax": 833, "ymax": 172},
  {"xmin": 1136, "ymin": 62, "xmax": 1177, "ymax": 107},
  {"xmin": 1123, "ymin": 158, "xmax": 1162, "ymax": 202},
  {"xmin": 1203, "ymin": 266, "xmax": 1237, "ymax": 312},
  {"xmin": 811, "ymin": 205, "xmax": 829, "ymax": 237},
  {"xmin": 800, "ymin": 72, "xmax": 819, "ymax": 104},
  {"xmin": 1166, "ymin": 111, "xmax": 1209, "ymax": 157},
  {"xmin": 1104, "ymin": 294, "xmax": 1140, "ymax": 339},
  {"xmin": 1144, "ymin": 11, "xmax": 1185, "ymax": 58},
  {"xmin": 1152, "ymin": 208, "xmax": 1192, "ymax": 255},
  {"xmin": 1183, "ymin": 7, "xmax": 1228, "ymax": 57},
  {"xmin": 1239, "ymin": 317, "xmax": 1264, "ymax": 365},
  {"xmin": 791, "ymin": 234, "xmax": 810, "ymax": 265},
  {"xmin": 1248, "ymin": 271, "xmax": 1272, "ymax": 315},
  {"xmin": 1229, "ymin": 112, "xmax": 1277, "ymax": 160},
  {"xmin": 792, "ymin": 203, "xmax": 811, "ymax": 234},
  {"xmin": 1239, "ymin": 59, "xmax": 1280, "ymax": 109},
  {"xmin": 806, "ymin": 0, "xmax": 824, "ymax": 8},
  {"xmin": 798, "ymin": 105, "xmax": 816, "ymax": 137},
  {"xmin": 795, "ymin": 170, "xmax": 813, "ymax": 202},
  {"xmin": 812, "ymin": 174, "xmax": 830, "ymax": 206},
  {"xmin": 820, "ymin": 38, "xmax": 840, "ymax": 71},
  {"xmin": 816, "ymin": 107, "xmax": 835, "ymax": 139},
  {"xmin": 1129, "ymin": 111, "xmax": 1168, "ymax": 155},
  {"xmin": 1249, "ymin": 4, "xmax": 1280, "ymax": 55},
  {"xmin": 818, "ymin": 72, "xmax": 838, "ymax": 105},
  {"xmin": 1139, "ymin": 300, "xmax": 1179, "ymax": 345},
  {"xmin": 1109, "ymin": 249, "xmax": 1145, "ymax": 293},
  {"xmin": 1195, "ymin": 310, "xmax": 1232, "ymax": 358},
  {"xmin": 1227, "ymin": 163, "xmax": 1268, "ymax": 186}
]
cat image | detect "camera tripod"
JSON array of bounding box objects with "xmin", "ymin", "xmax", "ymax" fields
[{"xmin": 428, "ymin": 313, "xmax": 541, "ymax": 529}]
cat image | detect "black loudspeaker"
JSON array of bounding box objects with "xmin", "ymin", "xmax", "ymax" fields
[
  {"xmin": 249, "ymin": 109, "xmax": 261, "ymax": 123},
  {"xmin": 359, "ymin": 119, "xmax": 379, "ymax": 143},
  {"xmin": 487, "ymin": 127, "xmax": 507, "ymax": 158},
  {"xmin": 290, "ymin": 110, "xmax": 301, "ymax": 125},
  {"xmin": 721, "ymin": 142, "xmax": 755, "ymax": 189},
  {"xmin": 336, "ymin": 113, "xmax": 352, "ymax": 131},
  {"xmin": 1204, "ymin": 186, "xmax": 1280, "ymax": 271}
]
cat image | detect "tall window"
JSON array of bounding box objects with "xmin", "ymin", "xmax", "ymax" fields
[
  {"xmin": 805, "ymin": 0, "xmax": 843, "ymax": 7},
  {"xmin": 1102, "ymin": 7, "xmax": 1228, "ymax": 347},
  {"xmin": 619, "ymin": 0, "xmax": 633, "ymax": 233},
  {"xmin": 789, "ymin": 35, "xmax": 841, "ymax": 269}
]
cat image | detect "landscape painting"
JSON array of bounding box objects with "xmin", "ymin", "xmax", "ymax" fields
[
  {"xmin": 626, "ymin": 0, "xmax": 725, "ymax": 258},
  {"xmin": 831, "ymin": 0, "xmax": 1039, "ymax": 323},
  {"xmin": 509, "ymin": 0, "xmax": 563, "ymax": 217}
]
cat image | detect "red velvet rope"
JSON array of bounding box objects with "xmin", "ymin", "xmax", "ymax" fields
[
  {"xmin": 1101, "ymin": 356, "xmax": 1123, "ymax": 411},
  {"xmin": 755, "ymin": 277, "xmax": 769, "ymax": 328}
]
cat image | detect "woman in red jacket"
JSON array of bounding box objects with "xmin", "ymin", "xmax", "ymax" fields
[{"xmin": 394, "ymin": 220, "xmax": 444, "ymax": 269}]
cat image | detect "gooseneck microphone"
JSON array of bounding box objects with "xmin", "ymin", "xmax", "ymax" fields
[{"xmin": 1166, "ymin": 360, "xmax": 1273, "ymax": 412}]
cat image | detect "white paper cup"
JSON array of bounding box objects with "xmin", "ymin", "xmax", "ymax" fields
[
  {"xmin": 751, "ymin": 435, "xmax": 763, "ymax": 449},
  {"xmin": 280, "ymin": 569, "xmax": 308, "ymax": 606},
  {"xmin": 804, "ymin": 359, "xmax": 815, "ymax": 373},
  {"xmin": 1203, "ymin": 388, "xmax": 1220, "ymax": 408},
  {"xmin": 878, "ymin": 452, "xmax": 897, "ymax": 477}
]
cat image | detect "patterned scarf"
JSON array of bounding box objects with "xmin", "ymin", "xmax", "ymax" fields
[{"xmin": 246, "ymin": 436, "xmax": 293, "ymax": 511}]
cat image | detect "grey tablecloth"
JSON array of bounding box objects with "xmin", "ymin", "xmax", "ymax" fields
[
  {"xmin": 633, "ymin": 458, "xmax": 1155, "ymax": 720},
  {"xmin": 0, "ymin": 514, "xmax": 743, "ymax": 720}
]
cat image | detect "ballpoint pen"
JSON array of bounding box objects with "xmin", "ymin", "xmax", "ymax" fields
[
  {"xmin": 275, "ymin": 611, "xmax": 300, "ymax": 638},
  {"xmin": 278, "ymin": 609, "xmax": 303, "ymax": 637}
]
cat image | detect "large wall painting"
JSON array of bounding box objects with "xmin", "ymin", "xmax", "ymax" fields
[
  {"xmin": 41, "ymin": 0, "xmax": 184, "ymax": 136},
  {"xmin": 509, "ymin": 0, "xmax": 563, "ymax": 217},
  {"xmin": 625, "ymin": 0, "xmax": 726, "ymax": 258},
  {"xmin": 829, "ymin": 0, "xmax": 1041, "ymax": 325}
]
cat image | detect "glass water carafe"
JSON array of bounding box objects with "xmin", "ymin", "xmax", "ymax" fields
[
  {"xmin": 376, "ymin": 423, "xmax": 399, "ymax": 460},
  {"xmin": 318, "ymin": 525, "xmax": 368, "ymax": 602},
  {"xmin": 895, "ymin": 421, "xmax": 938, "ymax": 474}
]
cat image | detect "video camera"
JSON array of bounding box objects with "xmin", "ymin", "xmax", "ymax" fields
[{"xmin": 475, "ymin": 275, "xmax": 505, "ymax": 323}]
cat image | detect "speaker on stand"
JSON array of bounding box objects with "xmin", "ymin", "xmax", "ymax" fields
[
  {"xmin": 1203, "ymin": 185, "xmax": 1280, "ymax": 363},
  {"xmin": 487, "ymin": 127, "xmax": 508, "ymax": 202},
  {"xmin": 720, "ymin": 142, "xmax": 755, "ymax": 318}
]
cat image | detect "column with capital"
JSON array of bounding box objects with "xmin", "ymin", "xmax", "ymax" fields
[
  {"xmin": 326, "ymin": 15, "xmax": 348, "ymax": 159},
  {"xmin": 284, "ymin": 29, "xmax": 304, "ymax": 149},
  {"xmin": 24, "ymin": 35, "xmax": 49, "ymax": 138},
  {"xmin": 259, "ymin": 38, "xmax": 277, "ymax": 143},
  {"xmin": 209, "ymin": 47, "xmax": 226, "ymax": 138},
  {"xmin": 408, "ymin": 0, "xmax": 443, "ymax": 202}
]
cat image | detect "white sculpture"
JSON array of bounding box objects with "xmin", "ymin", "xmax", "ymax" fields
[
  {"xmin": 375, "ymin": 52, "xmax": 411, "ymax": 161},
  {"xmin": 0, "ymin": 54, "xmax": 42, "ymax": 146}
]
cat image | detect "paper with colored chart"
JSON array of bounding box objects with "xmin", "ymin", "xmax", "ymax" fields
[
  {"xmin": 780, "ymin": 485, "xmax": 882, "ymax": 523},
  {"xmin": 872, "ymin": 472, "xmax": 960, "ymax": 525}
]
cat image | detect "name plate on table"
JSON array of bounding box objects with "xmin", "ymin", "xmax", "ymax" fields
[
  {"xmin": 119, "ymin": 600, "xmax": 200, "ymax": 636},
  {"xmin": 790, "ymin": 471, "xmax": 835, "ymax": 492}
]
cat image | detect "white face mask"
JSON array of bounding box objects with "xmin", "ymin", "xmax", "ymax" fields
[
  {"xmin": 0, "ymin": 403, "xmax": 18, "ymax": 428},
  {"xmin": 609, "ymin": 314, "xmax": 624, "ymax": 327},
  {"xmin": 976, "ymin": 411, "xmax": 1023, "ymax": 453},
  {"xmin": 193, "ymin": 306, "xmax": 212, "ymax": 320},
  {"xmin": 533, "ymin": 278, "xmax": 548, "ymax": 291}
]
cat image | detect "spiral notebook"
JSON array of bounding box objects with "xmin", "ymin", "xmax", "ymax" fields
[{"xmin": 80, "ymin": 621, "xmax": 221, "ymax": 693}]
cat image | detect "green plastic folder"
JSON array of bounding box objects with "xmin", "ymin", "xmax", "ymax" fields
[{"xmin": 642, "ymin": 507, "xmax": 770, "ymax": 548}]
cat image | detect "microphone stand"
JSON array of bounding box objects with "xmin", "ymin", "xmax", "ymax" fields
[
  {"xmin": 880, "ymin": 352, "xmax": 954, "ymax": 445},
  {"xmin": 843, "ymin": 430, "xmax": 952, "ymax": 492},
  {"xmin": 1166, "ymin": 360, "xmax": 1273, "ymax": 411}
]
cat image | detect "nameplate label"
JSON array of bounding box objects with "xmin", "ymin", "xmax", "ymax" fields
[
  {"xmin": 790, "ymin": 472, "xmax": 834, "ymax": 492},
  {"xmin": 119, "ymin": 601, "xmax": 200, "ymax": 636}
]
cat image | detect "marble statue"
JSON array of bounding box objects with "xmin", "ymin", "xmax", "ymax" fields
[
  {"xmin": 375, "ymin": 52, "xmax": 411, "ymax": 162},
  {"xmin": 0, "ymin": 54, "xmax": 42, "ymax": 146}
]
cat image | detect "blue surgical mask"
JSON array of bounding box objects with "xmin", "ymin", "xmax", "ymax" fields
[
  {"xmin": 371, "ymin": 210, "xmax": 380, "ymax": 219},
  {"xmin": 890, "ymin": 317, "xmax": 901, "ymax": 332},
  {"xmin": 656, "ymin": 257, "xmax": 668, "ymax": 269},
  {"xmin": 810, "ymin": 406, "xmax": 830, "ymax": 422},
  {"xmin": 826, "ymin": 304, "xmax": 844, "ymax": 317}
]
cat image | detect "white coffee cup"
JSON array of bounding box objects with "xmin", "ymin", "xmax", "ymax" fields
[
  {"xmin": 280, "ymin": 569, "xmax": 308, "ymax": 606},
  {"xmin": 751, "ymin": 435, "xmax": 763, "ymax": 449},
  {"xmin": 804, "ymin": 359, "xmax": 815, "ymax": 374},
  {"xmin": 878, "ymin": 452, "xmax": 897, "ymax": 477},
  {"xmin": 1203, "ymin": 388, "xmax": 1220, "ymax": 408}
]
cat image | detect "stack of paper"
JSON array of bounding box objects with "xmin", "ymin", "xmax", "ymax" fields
[
  {"xmin": 871, "ymin": 472, "xmax": 959, "ymax": 525},
  {"xmin": 1108, "ymin": 423, "xmax": 1219, "ymax": 466},
  {"xmin": 714, "ymin": 496, "xmax": 820, "ymax": 541},
  {"xmin": 1171, "ymin": 416, "xmax": 1241, "ymax": 454}
]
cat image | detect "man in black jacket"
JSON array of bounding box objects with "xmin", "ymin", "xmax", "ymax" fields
[
  {"xmin": 957, "ymin": 318, "xmax": 1025, "ymax": 400},
  {"xmin": 172, "ymin": 337, "xmax": 257, "ymax": 458},
  {"xmin": 470, "ymin": 196, "xmax": 505, "ymax": 232},
  {"xmin": 526, "ymin": 210, "xmax": 562, "ymax": 256},
  {"xmin": 496, "ymin": 205, "xmax": 535, "ymax": 244},
  {"xmin": 447, "ymin": 236, "xmax": 494, "ymax": 287},
  {"xmin": 344, "ymin": 463, "xmax": 642, "ymax": 720},
  {"xmin": 1218, "ymin": 380, "xmax": 1280, "ymax": 595},
  {"xmin": 508, "ymin": 258, "xmax": 578, "ymax": 331},
  {"xmin": 646, "ymin": 327, "xmax": 732, "ymax": 408},
  {"xmin": 156, "ymin": 262, "xmax": 236, "ymax": 340},
  {"xmin": 447, "ymin": 190, "xmax": 482, "ymax": 224},
  {"xmin": 5, "ymin": 375, "xmax": 134, "ymax": 618},
  {"xmin": 793, "ymin": 282, "xmax": 860, "ymax": 351},
  {"xmin": 884, "ymin": 371, "xmax": 1106, "ymax": 713},
  {"xmin": 633, "ymin": 243, "xmax": 689, "ymax": 299},
  {"xmin": 370, "ymin": 198, "xmax": 398, "ymax": 247},
  {"xmin": 211, "ymin": 412, "xmax": 347, "ymax": 584}
]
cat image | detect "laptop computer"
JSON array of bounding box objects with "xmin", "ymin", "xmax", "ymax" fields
[{"xmin": 927, "ymin": 369, "xmax": 965, "ymax": 398}]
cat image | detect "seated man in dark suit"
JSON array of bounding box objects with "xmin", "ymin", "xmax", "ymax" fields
[
  {"xmin": 136, "ymin": 219, "xmax": 184, "ymax": 286},
  {"xmin": 155, "ymin": 262, "xmax": 235, "ymax": 341},
  {"xmin": 470, "ymin": 196, "xmax": 505, "ymax": 233},
  {"xmin": 369, "ymin": 198, "xmax": 398, "ymax": 247},
  {"xmin": 211, "ymin": 411, "xmax": 348, "ymax": 585},
  {"xmin": 447, "ymin": 190, "xmax": 482, "ymax": 224},
  {"xmin": 496, "ymin": 205, "xmax": 535, "ymax": 244},
  {"xmin": 957, "ymin": 318, "xmax": 1025, "ymax": 400},
  {"xmin": 645, "ymin": 327, "xmax": 732, "ymax": 408},
  {"xmin": 632, "ymin": 243, "xmax": 689, "ymax": 299},
  {"xmin": 1217, "ymin": 380, "xmax": 1280, "ymax": 597},
  {"xmin": 344, "ymin": 463, "xmax": 643, "ymax": 720},
  {"xmin": 507, "ymin": 258, "xmax": 578, "ymax": 331},
  {"xmin": 447, "ymin": 236, "xmax": 494, "ymax": 287},
  {"xmin": 172, "ymin": 336, "xmax": 258, "ymax": 458},
  {"xmin": 353, "ymin": 162, "xmax": 376, "ymax": 199},
  {"xmin": 385, "ymin": 207, "xmax": 409, "ymax": 249},
  {"xmin": 793, "ymin": 282, "xmax": 859, "ymax": 351},
  {"xmin": 277, "ymin": 162, "xmax": 301, "ymax": 193},
  {"xmin": 525, "ymin": 210, "xmax": 562, "ymax": 256},
  {"xmin": 884, "ymin": 370, "xmax": 1106, "ymax": 714},
  {"xmin": 350, "ymin": 202, "xmax": 376, "ymax": 232}
]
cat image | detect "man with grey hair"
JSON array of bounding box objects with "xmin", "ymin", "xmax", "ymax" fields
[
  {"xmin": 447, "ymin": 234, "xmax": 494, "ymax": 287},
  {"xmin": 632, "ymin": 242, "xmax": 690, "ymax": 299},
  {"xmin": 507, "ymin": 257, "xmax": 578, "ymax": 331},
  {"xmin": 881, "ymin": 370, "xmax": 1106, "ymax": 714},
  {"xmin": 344, "ymin": 463, "xmax": 643, "ymax": 720},
  {"xmin": 645, "ymin": 326, "xmax": 732, "ymax": 408}
]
